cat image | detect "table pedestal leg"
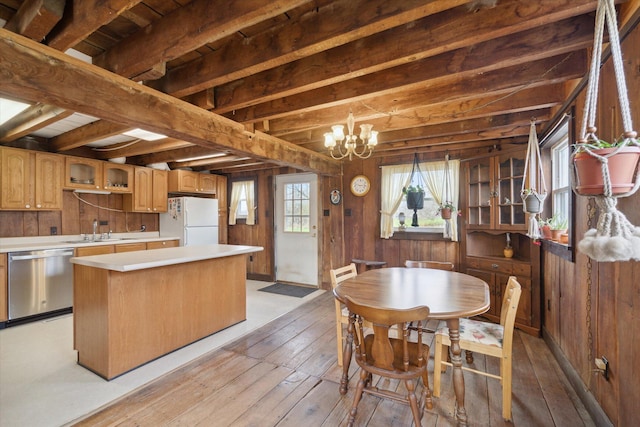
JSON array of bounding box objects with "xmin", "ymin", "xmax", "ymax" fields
[
  {"xmin": 447, "ymin": 318, "xmax": 468, "ymax": 426},
  {"xmin": 339, "ymin": 313, "xmax": 355, "ymax": 394}
]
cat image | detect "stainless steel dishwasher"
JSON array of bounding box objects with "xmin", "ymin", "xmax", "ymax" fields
[{"xmin": 7, "ymin": 248, "xmax": 74, "ymax": 320}]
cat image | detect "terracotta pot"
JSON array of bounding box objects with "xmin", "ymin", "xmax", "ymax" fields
[
  {"xmin": 574, "ymin": 147, "xmax": 640, "ymax": 195},
  {"xmin": 541, "ymin": 225, "xmax": 552, "ymax": 240},
  {"xmin": 550, "ymin": 229, "xmax": 564, "ymax": 242},
  {"xmin": 440, "ymin": 207, "xmax": 452, "ymax": 219},
  {"xmin": 559, "ymin": 233, "xmax": 569, "ymax": 244}
]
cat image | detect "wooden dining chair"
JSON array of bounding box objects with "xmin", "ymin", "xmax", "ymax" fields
[
  {"xmin": 329, "ymin": 263, "xmax": 358, "ymax": 367},
  {"xmin": 404, "ymin": 260, "xmax": 455, "ymax": 270},
  {"xmin": 433, "ymin": 276, "xmax": 522, "ymax": 421},
  {"xmin": 344, "ymin": 295, "xmax": 433, "ymax": 427}
]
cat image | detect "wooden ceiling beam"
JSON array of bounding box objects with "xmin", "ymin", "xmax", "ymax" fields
[
  {"xmin": 4, "ymin": 0, "xmax": 65, "ymax": 42},
  {"xmin": 92, "ymin": 0, "xmax": 313, "ymax": 79},
  {"xmin": 156, "ymin": 0, "xmax": 467, "ymax": 97},
  {"xmin": 0, "ymin": 29, "xmax": 340, "ymax": 175},
  {"xmin": 92, "ymin": 138, "xmax": 194, "ymax": 161},
  {"xmin": 50, "ymin": 120, "xmax": 132, "ymax": 151},
  {"xmin": 224, "ymin": 15, "xmax": 594, "ymax": 122},
  {"xmin": 211, "ymin": 0, "xmax": 597, "ymax": 115},
  {"xmin": 46, "ymin": 0, "xmax": 143, "ymax": 51},
  {"xmin": 264, "ymin": 52, "xmax": 585, "ymax": 135},
  {"xmin": 0, "ymin": 103, "xmax": 72, "ymax": 142}
]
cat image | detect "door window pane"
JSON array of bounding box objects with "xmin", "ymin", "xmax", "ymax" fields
[{"xmin": 283, "ymin": 182, "xmax": 310, "ymax": 232}]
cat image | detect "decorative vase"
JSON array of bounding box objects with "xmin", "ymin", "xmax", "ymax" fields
[
  {"xmin": 522, "ymin": 193, "xmax": 543, "ymax": 214},
  {"xmin": 406, "ymin": 191, "xmax": 424, "ymax": 210},
  {"xmin": 440, "ymin": 207, "xmax": 452, "ymax": 219},
  {"xmin": 573, "ymin": 147, "xmax": 640, "ymax": 195},
  {"xmin": 503, "ymin": 247, "xmax": 514, "ymax": 258}
]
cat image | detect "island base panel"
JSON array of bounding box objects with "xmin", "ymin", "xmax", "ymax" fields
[{"xmin": 74, "ymin": 254, "xmax": 247, "ymax": 379}]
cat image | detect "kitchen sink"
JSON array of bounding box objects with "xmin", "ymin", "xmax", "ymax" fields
[{"xmin": 63, "ymin": 238, "xmax": 123, "ymax": 244}]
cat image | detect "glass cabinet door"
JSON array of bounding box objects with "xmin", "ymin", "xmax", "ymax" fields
[
  {"xmin": 496, "ymin": 154, "xmax": 526, "ymax": 229},
  {"xmin": 467, "ymin": 158, "xmax": 492, "ymax": 229}
]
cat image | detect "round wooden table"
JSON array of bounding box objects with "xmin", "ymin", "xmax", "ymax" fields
[{"xmin": 333, "ymin": 267, "xmax": 490, "ymax": 426}]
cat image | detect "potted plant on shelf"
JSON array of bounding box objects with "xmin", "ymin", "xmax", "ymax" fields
[
  {"xmin": 538, "ymin": 217, "xmax": 552, "ymax": 240},
  {"xmin": 438, "ymin": 201, "xmax": 455, "ymax": 219},
  {"xmin": 548, "ymin": 215, "xmax": 568, "ymax": 242},
  {"xmin": 573, "ymin": 136, "xmax": 640, "ymax": 196}
]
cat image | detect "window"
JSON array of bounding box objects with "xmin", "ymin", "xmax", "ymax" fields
[
  {"xmin": 551, "ymin": 135, "xmax": 570, "ymax": 226},
  {"xmin": 229, "ymin": 178, "xmax": 256, "ymax": 225},
  {"xmin": 380, "ymin": 158, "xmax": 460, "ymax": 240},
  {"xmin": 283, "ymin": 182, "xmax": 310, "ymax": 232}
]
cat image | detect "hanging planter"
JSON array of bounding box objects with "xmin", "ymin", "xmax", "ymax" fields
[
  {"xmin": 440, "ymin": 207, "xmax": 452, "ymax": 219},
  {"xmin": 570, "ymin": 0, "xmax": 640, "ymax": 262},
  {"xmin": 520, "ymin": 121, "xmax": 547, "ymax": 239},
  {"xmin": 405, "ymin": 186, "xmax": 425, "ymax": 211},
  {"xmin": 573, "ymin": 145, "xmax": 640, "ymax": 195}
]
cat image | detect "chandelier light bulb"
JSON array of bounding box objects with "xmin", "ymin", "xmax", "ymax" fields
[
  {"xmin": 324, "ymin": 132, "xmax": 336, "ymax": 148},
  {"xmin": 332, "ymin": 125, "xmax": 345, "ymax": 142}
]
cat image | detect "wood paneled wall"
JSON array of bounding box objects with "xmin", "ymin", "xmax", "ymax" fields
[
  {"xmin": 542, "ymin": 23, "xmax": 640, "ymax": 426},
  {"xmin": 0, "ymin": 191, "xmax": 157, "ymax": 237}
]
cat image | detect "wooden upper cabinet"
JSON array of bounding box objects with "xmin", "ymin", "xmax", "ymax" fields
[
  {"xmin": 0, "ymin": 147, "xmax": 63, "ymax": 210},
  {"xmin": 465, "ymin": 150, "xmax": 527, "ymax": 231},
  {"xmin": 65, "ymin": 156, "xmax": 103, "ymax": 191},
  {"xmin": 123, "ymin": 167, "xmax": 168, "ymax": 213},
  {"xmin": 103, "ymin": 163, "xmax": 134, "ymax": 193},
  {"xmin": 168, "ymin": 170, "xmax": 217, "ymax": 195},
  {"xmin": 152, "ymin": 169, "xmax": 168, "ymax": 213}
]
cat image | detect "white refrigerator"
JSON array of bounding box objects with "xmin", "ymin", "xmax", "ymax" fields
[{"xmin": 159, "ymin": 197, "xmax": 219, "ymax": 246}]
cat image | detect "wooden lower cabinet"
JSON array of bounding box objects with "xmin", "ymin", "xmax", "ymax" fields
[
  {"xmin": 75, "ymin": 245, "xmax": 115, "ymax": 256},
  {"xmin": 146, "ymin": 240, "xmax": 179, "ymax": 250},
  {"xmin": 115, "ymin": 243, "xmax": 147, "ymax": 253}
]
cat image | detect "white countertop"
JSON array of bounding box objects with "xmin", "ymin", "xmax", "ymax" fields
[
  {"xmin": 0, "ymin": 232, "xmax": 179, "ymax": 253},
  {"xmin": 70, "ymin": 244, "xmax": 264, "ymax": 272}
]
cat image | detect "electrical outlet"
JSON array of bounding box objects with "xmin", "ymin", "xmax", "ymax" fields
[{"xmin": 50, "ymin": 226, "xmax": 57, "ymax": 235}]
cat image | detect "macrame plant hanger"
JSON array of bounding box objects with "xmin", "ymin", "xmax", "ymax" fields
[
  {"xmin": 442, "ymin": 153, "xmax": 453, "ymax": 238},
  {"xmin": 521, "ymin": 120, "xmax": 547, "ymax": 240},
  {"xmin": 405, "ymin": 154, "xmax": 427, "ymax": 227},
  {"xmin": 571, "ymin": 0, "xmax": 640, "ymax": 262}
]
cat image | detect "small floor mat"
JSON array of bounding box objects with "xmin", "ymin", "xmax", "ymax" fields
[{"xmin": 258, "ymin": 283, "xmax": 317, "ymax": 298}]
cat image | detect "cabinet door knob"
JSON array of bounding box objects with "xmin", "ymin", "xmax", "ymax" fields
[
  {"xmin": 491, "ymin": 263, "xmax": 499, "ymax": 269},
  {"xmin": 25, "ymin": 204, "xmax": 31, "ymax": 208},
  {"xmin": 36, "ymin": 204, "xmax": 42, "ymax": 208}
]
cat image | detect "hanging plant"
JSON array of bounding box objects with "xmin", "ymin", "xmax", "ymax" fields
[
  {"xmin": 403, "ymin": 185, "xmax": 425, "ymax": 210},
  {"xmin": 520, "ymin": 121, "xmax": 547, "ymax": 240},
  {"xmin": 570, "ymin": 0, "xmax": 640, "ymax": 262},
  {"xmin": 438, "ymin": 201, "xmax": 455, "ymax": 219}
]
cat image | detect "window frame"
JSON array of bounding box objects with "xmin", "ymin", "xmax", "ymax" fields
[
  {"xmin": 229, "ymin": 176, "xmax": 258, "ymax": 225},
  {"xmin": 540, "ymin": 112, "xmax": 576, "ymax": 262}
]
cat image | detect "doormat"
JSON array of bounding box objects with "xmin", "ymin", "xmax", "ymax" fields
[{"xmin": 258, "ymin": 283, "xmax": 317, "ymax": 298}]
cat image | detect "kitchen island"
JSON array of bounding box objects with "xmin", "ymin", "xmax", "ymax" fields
[{"xmin": 70, "ymin": 244, "xmax": 263, "ymax": 380}]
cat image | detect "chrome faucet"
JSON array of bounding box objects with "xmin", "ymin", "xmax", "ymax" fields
[{"xmin": 93, "ymin": 219, "xmax": 98, "ymax": 241}]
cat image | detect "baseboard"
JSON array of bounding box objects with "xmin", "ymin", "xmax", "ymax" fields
[
  {"xmin": 542, "ymin": 327, "xmax": 613, "ymax": 427},
  {"xmin": 247, "ymin": 273, "xmax": 272, "ymax": 282}
]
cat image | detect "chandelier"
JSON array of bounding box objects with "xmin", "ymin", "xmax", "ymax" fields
[{"xmin": 324, "ymin": 111, "xmax": 378, "ymax": 160}]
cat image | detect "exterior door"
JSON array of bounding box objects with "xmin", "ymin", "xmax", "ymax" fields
[{"xmin": 274, "ymin": 173, "xmax": 319, "ymax": 286}]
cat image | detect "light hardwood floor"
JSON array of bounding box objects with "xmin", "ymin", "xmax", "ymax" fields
[{"xmin": 71, "ymin": 292, "xmax": 596, "ymax": 426}]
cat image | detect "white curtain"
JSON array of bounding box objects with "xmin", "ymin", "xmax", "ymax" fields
[
  {"xmin": 380, "ymin": 164, "xmax": 413, "ymax": 238},
  {"xmin": 228, "ymin": 180, "xmax": 255, "ymax": 225},
  {"xmin": 380, "ymin": 159, "xmax": 460, "ymax": 241},
  {"xmin": 420, "ymin": 159, "xmax": 460, "ymax": 241}
]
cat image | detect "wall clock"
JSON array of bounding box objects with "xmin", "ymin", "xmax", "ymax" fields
[
  {"xmin": 350, "ymin": 175, "xmax": 371, "ymax": 197},
  {"xmin": 330, "ymin": 189, "xmax": 342, "ymax": 205}
]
